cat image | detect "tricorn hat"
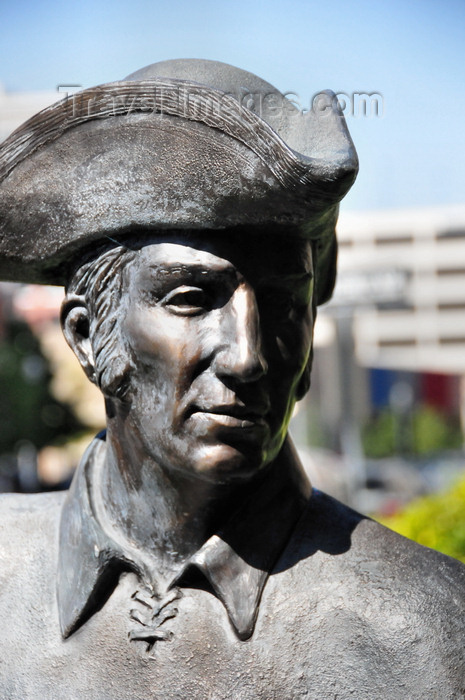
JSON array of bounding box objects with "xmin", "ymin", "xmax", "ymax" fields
[{"xmin": 0, "ymin": 59, "xmax": 358, "ymax": 304}]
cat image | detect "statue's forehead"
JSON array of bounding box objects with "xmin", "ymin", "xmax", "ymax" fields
[{"xmin": 125, "ymin": 233, "xmax": 313, "ymax": 282}]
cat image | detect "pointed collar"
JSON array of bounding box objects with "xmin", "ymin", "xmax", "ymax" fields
[{"xmin": 58, "ymin": 433, "xmax": 311, "ymax": 641}]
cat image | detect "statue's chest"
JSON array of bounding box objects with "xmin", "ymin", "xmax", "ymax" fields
[
  {"xmin": 56, "ymin": 572, "xmax": 310, "ymax": 700},
  {"xmin": 1, "ymin": 567, "xmax": 436, "ymax": 699}
]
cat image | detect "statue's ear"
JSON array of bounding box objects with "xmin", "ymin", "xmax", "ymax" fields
[
  {"xmin": 295, "ymin": 304, "xmax": 316, "ymax": 401},
  {"xmin": 295, "ymin": 352, "xmax": 312, "ymax": 401},
  {"xmin": 60, "ymin": 295, "xmax": 97, "ymax": 384}
]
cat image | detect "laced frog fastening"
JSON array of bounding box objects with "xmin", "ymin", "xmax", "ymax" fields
[{"xmin": 129, "ymin": 586, "xmax": 183, "ymax": 652}]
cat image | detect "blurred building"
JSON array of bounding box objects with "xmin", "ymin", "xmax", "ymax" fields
[
  {"xmin": 335, "ymin": 205, "xmax": 465, "ymax": 373},
  {"xmin": 311, "ymin": 205, "xmax": 465, "ymax": 432},
  {"xmin": 302, "ymin": 205, "xmax": 465, "ymax": 508}
]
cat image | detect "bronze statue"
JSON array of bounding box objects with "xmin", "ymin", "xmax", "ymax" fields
[{"xmin": 0, "ymin": 59, "xmax": 464, "ymax": 699}]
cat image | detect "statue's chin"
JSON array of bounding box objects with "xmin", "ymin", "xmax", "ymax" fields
[{"xmin": 166, "ymin": 440, "xmax": 279, "ymax": 486}]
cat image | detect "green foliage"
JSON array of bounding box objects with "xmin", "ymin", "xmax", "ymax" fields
[
  {"xmin": 377, "ymin": 476, "xmax": 465, "ymax": 563},
  {"xmin": 362, "ymin": 410, "xmax": 396, "ymax": 458},
  {"xmin": 362, "ymin": 406, "xmax": 462, "ymax": 459},
  {"xmin": 412, "ymin": 406, "xmax": 462, "ymax": 455},
  {"xmin": 0, "ymin": 319, "xmax": 83, "ymax": 456}
]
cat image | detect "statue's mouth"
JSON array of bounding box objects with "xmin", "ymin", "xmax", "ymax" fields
[{"xmin": 186, "ymin": 404, "xmax": 270, "ymax": 432}]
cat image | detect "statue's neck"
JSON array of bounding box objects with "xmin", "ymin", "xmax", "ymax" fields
[{"xmin": 96, "ymin": 424, "xmax": 254, "ymax": 586}]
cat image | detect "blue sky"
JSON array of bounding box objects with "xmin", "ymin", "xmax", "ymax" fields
[{"xmin": 1, "ymin": 0, "xmax": 464, "ymax": 211}]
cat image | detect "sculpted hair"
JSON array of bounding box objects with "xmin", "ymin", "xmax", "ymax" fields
[{"xmin": 65, "ymin": 244, "xmax": 137, "ymax": 399}]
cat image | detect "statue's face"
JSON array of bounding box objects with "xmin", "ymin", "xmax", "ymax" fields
[{"xmin": 118, "ymin": 232, "xmax": 314, "ymax": 483}]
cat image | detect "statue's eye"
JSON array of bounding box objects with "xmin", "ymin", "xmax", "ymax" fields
[
  {"xmin": 261, "ymin": 291, "xmax": 295, "ymax": 320},
  {"xmin": 162, "ymin": 286, "xmax": 210, "ymax": 315},
  {"xmin": 273, "ymin": 296, "xmax": 293, "ymax": 317}
]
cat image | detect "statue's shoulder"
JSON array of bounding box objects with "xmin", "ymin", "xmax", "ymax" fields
[
  {"xmin": 288, "ymin": 488, "xmax": 465, "ymax": 618},
  {"xmin": 273, "ymin": 489, "xmax": 465, "ymax": 695},
  {"xmin": 0, "ymin": 489, "xmax": 65, "ymax": 524},
  {"xmin": 0, "ymin": 491, "xmax": 65, "ymax": 577}
]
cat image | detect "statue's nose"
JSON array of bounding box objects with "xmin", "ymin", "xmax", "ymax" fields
[{"xmin": 212, "ymin": 284, "xmax": 268, "ymax": 383}]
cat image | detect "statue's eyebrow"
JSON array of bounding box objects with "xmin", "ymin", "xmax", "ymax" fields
[
  {"xmin": 146, "ymin": 263, "xmax": 237, "ymax": 280},
  {"xmin": 259, "ymin": 271, "xmax": 313, "ymax": 286}
]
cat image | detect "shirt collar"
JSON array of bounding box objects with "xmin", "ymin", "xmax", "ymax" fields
[{"xmin": 58, "ymin": 433, "xmax": 311, "ymax": 641}]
